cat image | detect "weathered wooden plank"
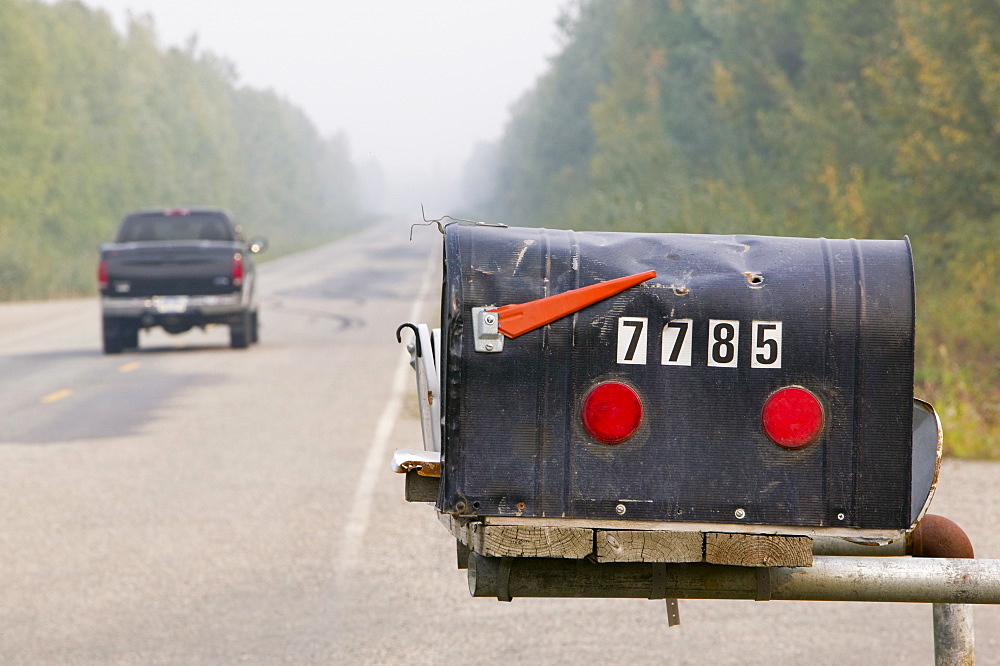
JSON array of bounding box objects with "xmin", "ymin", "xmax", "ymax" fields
[
  {"xmin": 438, "ymin": 514, "xmax": 592, "ymax": 559},
  {"xmin": 704, "ymin": 532, "xmax": 813, "ymax": 567},
  {"xmin": 441, "ymin": 516, "xmax": 813, "ymax": 565},
  {"xmin": 470, "ymin": 523, "xmax": 593, "ymax": 558},
  {"xmin": 439, "ymin": 513, "xmax": 471, "ymax": 544},
  {"xmin": 595, "ymin": 530, "xmax": 703, "ymax": 563},
  {"xmin": 483, "ymin": 515, "xmax": 901, "ymax": 541}
]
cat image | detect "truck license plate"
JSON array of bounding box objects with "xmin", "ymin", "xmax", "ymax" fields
[{"xmin": 154, "ymin": 296, "xmax": 189, "ymax": 314}]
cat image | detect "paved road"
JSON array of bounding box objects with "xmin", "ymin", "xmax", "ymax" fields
[{"xmin": 0, "ymin": 223, "xmax": 997, "ymax": 664}]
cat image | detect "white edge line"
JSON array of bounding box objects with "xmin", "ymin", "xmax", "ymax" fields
[{"xmin": 336, "ymin": 249, "xmax": 438, "ymax": 572}]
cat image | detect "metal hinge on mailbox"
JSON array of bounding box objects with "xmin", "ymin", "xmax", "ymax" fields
[{"xmin": 472, "ymin": 307, "xmax": 504, "ymax": 353}]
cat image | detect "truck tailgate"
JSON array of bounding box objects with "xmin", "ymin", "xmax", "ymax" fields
[{"xmin": 102, "ymin": 242, "xmax": 242, "ymax": 297}]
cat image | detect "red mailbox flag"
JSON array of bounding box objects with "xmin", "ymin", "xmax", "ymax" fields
[{"xmin": 488, "ymin": 270, "xmax": 657, "ymax": 339}]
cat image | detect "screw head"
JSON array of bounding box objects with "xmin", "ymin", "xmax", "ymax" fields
[
  {"xmin": 735, "ymin": 508, "xmax": 746, "ymax": 520},
  {"xmin": 484, "ymin": 314, "xmax": 496, "ymax": 325},
  {"xmin": 615, "ymin": 504, "xmax": 627, "ymax": 516},
  {"xmin": 485, "ymin": 343, "xmax": 494, "ymax": 351},
  {"xmin": 837, "ymin": 512, "xmax": 846, "ymax": 521}
]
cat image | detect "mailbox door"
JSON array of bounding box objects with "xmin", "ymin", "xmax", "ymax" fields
[{"xmin": 440, "ymin": 225, "xmax": 914, "ymax": 531}]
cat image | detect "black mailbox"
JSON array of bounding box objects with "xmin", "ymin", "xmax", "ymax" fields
[{"xmin": 408, "ymin": 224, "xmax": 939, "ymax": 540}]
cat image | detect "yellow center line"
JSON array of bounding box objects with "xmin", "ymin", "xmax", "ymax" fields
[
  {"xmin": 119, "ymin": 362, "xmax": 141, "ymax": 373},
  {"xmin": 41, "ymin": 389, "xmax": 73, "ymax": 404}
]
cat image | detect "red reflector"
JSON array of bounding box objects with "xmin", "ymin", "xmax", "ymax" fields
[
  {"xmin": 232, "ymin": 253, "xmax": 244, "ymax": 287},
  {"xmin": 762, "ymin": 386, "xmax": 824, "ymax": 449},
  {"xmin": 581, "ymin": 382, "xmax": 643, "ymax": 444},
  {"xmin": 98, "ymin": 260, "xmax": 108, "ymax": 290}
]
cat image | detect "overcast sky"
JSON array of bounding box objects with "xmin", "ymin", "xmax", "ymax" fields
[{"xmin": 79, "ymin": 0, "xmax": 569, "ymax": 214}]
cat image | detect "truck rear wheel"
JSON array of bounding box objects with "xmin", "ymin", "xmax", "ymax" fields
[
  {"xmin": 230, "ymin": 310, "xmax": 251, "ymax": 349},
  {"xmin": 124, "ymin": 323, "xmax": 139, "ymax": 349},
  {"xmin": 103, "ymin": 318, "xmax": 138, "ymax": 354}
]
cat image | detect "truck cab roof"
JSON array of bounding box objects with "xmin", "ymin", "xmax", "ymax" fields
[{"xmin": 116, "ymin": 209, "xmax": 243, "ymax": 243}]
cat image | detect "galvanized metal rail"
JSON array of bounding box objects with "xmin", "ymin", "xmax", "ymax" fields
[
  {"xmin": 468, "ymin": 555, "xmax": 1000, "ymax": 604},
  {"xmin": 468, "ymin": 515, "xmax": 987, "ymax": 664},
  {"xmin": 468, "ymin": 556, "xmax": 991, "ymax": 664}
]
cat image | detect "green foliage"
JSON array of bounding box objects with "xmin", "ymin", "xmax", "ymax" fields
[
  {"xmin": 482, "ymin": 0, "xmax": 1000, "ymax": 458},
  {"xmin": 0, "ymin": 0, "xmax": 360, "ymax": 300},
  {"xmin": 490, "ymin": 1, "xmax": 619, "ymax": 226}
]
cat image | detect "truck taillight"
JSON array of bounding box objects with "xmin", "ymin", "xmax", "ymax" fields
[
  {"xmin": 98, "ymin": 260, "xmax": 108, "ymax": 290},
  {"xmin": 232, "ymin": 253, "xmax": 244, "ymax": 287},
  {"xmin": 582, "ymin": 382, "xmax": 643, "ymax": 444},
  {"xmin": 762, "ymin": 386, "xmax": 825, "ymax": 449}
]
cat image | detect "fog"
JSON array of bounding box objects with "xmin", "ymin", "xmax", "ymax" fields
[{"xmin": 80, "ymin": 0, "xmax": 568, "ymax": 216}]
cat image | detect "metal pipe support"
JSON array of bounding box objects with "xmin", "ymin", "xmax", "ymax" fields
[{"xmin": 469, "ymin": 554, "xmax": 1000, "ymax": 605}]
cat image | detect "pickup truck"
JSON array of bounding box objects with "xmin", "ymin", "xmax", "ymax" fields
[{"xmin": 98, "ymin": 208, "xmax": 267, "ymax": 353}]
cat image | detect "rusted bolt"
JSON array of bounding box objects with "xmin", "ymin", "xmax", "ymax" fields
[
  {"xmin": 517, "ymin": 502, "xmax": 526, "ymax": 511},
  {"xmin": 616, "ymin": 504, "xmax": 627, "ymax": 516}
]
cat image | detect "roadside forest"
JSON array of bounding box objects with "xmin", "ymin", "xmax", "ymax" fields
[
  {"xmin": 478, "ymin": 0, "xmax": 1000, "ymax": 457},
  {"xmin": 0, "ymin": 0, "xmax": 359, "ymax": 300}
]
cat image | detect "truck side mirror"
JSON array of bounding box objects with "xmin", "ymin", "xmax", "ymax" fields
[{"xmin": 248, "ymin": 237, "xmax": 268, "ymax": 254}]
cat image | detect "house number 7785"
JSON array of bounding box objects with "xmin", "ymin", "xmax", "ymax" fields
[{"xmin": 616, "ymin": 317, "xmax": 782, "ymax": 368}]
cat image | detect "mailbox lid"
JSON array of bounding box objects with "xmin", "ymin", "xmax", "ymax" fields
[{"xmin": 440, "ymin": 225, "xmax": 915, "ymax": 531}]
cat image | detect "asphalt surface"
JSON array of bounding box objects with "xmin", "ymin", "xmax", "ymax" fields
[{"xmin": 0, "ymin": 222, "xmax": 997, "ymax": 664}]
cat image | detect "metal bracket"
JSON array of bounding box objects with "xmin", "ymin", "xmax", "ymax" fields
[
  {"xmin": 650, "ymin": 563, "xmax": 681, "ymax": 626},
  {"xmin": 755, "ymin": 567, "xmax": 772, "ymax": 601},
  {"xmin": 472, "ymin": 307, "xmax": 504, "ymax": 353},
  {"xmin": 395, "ymin": 323, "xmax": 441, "ymax": 451},
  {"xmin": 665, "ymin": 598, "xmax": 681, "ymax": 627},
  {"xmin": 497, "ymin": 557, "xmax": 514, "ymax": 602}
]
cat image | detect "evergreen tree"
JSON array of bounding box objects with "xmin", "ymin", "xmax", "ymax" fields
[
  {"xmin": 0, "ymin": 0, "xmax": 361, "ymax": 299},
  {"xmin": 479, "ymin": 0, "xmax": 1000, "ymax": 457}
]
